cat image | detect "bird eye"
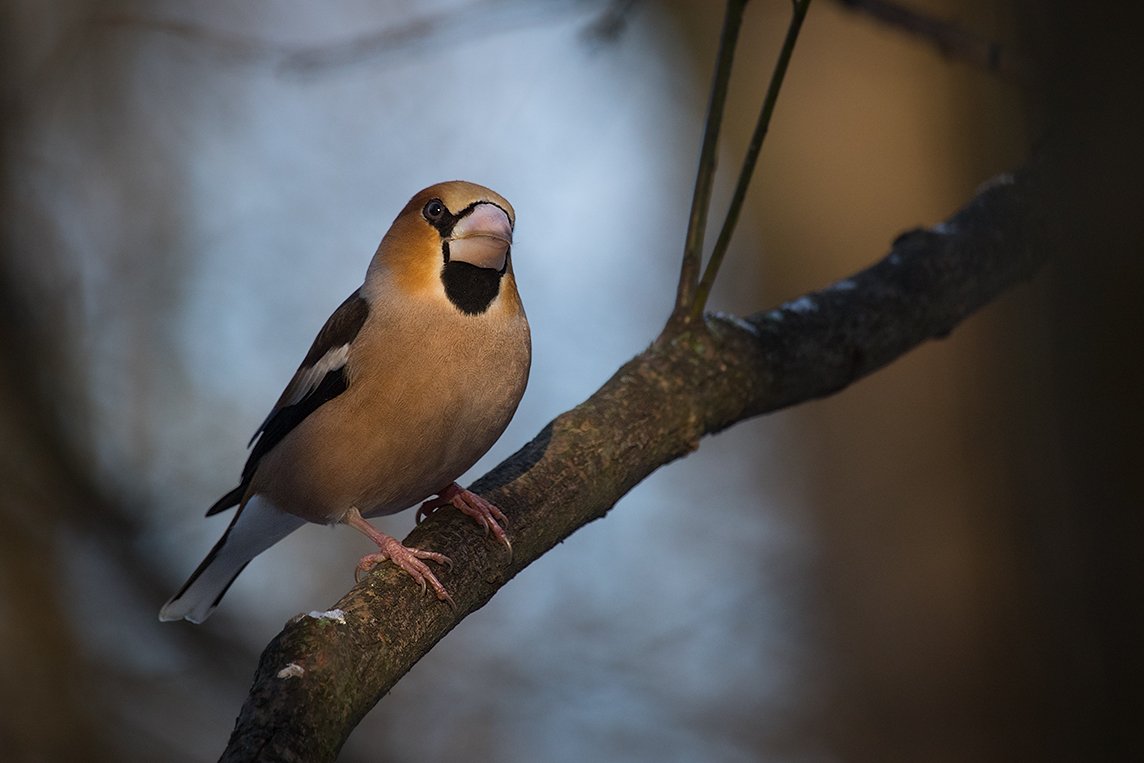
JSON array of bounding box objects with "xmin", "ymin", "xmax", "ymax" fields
[{"xmin": 423, "ymin": 199, "xmax": 446, "ymax": 222}]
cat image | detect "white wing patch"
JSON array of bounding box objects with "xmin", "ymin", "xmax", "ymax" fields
[
  {"xmin": 281, "ymin": 343, "xmax": 350, "ymax": 408},
  {"xmin": 249, "ymin": 343, "xmax": 350, "ymax": 445}
]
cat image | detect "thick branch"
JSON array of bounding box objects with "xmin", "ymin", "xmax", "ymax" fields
[{"xmin": 220, "ymin": 166, "xmax": 1049, "ymax": 762}]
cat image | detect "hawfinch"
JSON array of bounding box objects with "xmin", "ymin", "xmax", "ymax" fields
[{"xmin": 160, "ymin": 181, "xmax": 530, "ymax": 623}]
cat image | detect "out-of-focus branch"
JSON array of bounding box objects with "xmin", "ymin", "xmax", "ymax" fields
[
  {"xmin": 580, "ymin": 0, "xmax": 641, "ymax": 45},
  {"xmin": 92, "ymin": 2, "xmax": 613, "ymax": 76},
  {"xmin": 220, "ymin": 164, "xmax": 1051, "ymax": 762},
  {"xmin": 834, "ymin": 0, "xmax": 1026, "ymax": 78}
]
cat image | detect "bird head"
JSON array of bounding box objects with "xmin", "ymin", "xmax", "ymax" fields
[{"xmin": 369, "ymin": 181, "xmax": 517, "ymax": 316}]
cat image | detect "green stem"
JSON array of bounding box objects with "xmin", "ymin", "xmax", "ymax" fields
[
  {"xmin": 691, "ymin": 0, "xmax": 813, "ymax": 320},
  {"xmin": 670, "ymin": 0, "xmax": 748, "ymax": 327}
]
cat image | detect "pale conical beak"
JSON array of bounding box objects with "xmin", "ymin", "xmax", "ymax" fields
[{"xmin": 447, "ymin": 203, "xmax": 513, "ymax": 271}]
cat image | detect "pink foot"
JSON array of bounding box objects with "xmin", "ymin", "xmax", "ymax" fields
[
  {"xmin": 344, "ymin": 508, "xmax": 455, "ymax": 608},
  {"xmin": 416, "ymin": 483, "xmax": 512, "ymax": 560}
]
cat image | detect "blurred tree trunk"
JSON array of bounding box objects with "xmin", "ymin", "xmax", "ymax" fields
[
  {"xmin": 0, "ymin": 218, "xmax": 107, "ymax": 759},
  {"xmin": 1024, "ymin": 1, "xmax": 1144, "ymax": 758},
  {"xmin": 1, "ymin": 8, "xmax": 100, "ymax": 754}
]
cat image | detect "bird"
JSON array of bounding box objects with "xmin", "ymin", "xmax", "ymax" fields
[{"xmin": 160, "ymin": 180, "xmax": 530, "ymax": 623}]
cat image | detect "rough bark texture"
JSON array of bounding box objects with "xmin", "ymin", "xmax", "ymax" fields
[{"xmin": 220, "ymin": 166, "xmax": 1049, "ymax": 762}]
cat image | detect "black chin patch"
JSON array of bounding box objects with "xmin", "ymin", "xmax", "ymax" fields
[{"xmin": 442, "ymin": 260, "xmax": 502, "ymax": 315}]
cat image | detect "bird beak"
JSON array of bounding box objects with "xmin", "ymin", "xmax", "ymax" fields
[{"xmin": 448, "ymin": 203, "xmax": 513, "ymax": 271}]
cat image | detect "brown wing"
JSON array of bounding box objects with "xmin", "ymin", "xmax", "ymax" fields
[{"xmin": 205, "ymin": 290, "xmax": 369, "ymax": 516}]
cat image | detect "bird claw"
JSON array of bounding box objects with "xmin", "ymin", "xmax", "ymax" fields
[
  {"xmin": 346, "ymin": 510, "xmax": 455, "ymax": 606},
  {"xmin": 355, "ymin": 554, "xmax": 383, "ymax": 583},
  {"xmin": 418, "ymin": 483, "xmax": 512, "ymax": 562}
]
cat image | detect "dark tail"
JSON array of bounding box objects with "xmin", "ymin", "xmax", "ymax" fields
[{"xmin": 205, "ymin": 484, "xmax": 244, "ymax": 516}]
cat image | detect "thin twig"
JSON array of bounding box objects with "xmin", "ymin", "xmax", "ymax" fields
[
  {"xmin": 692, "ymin": 0, "xmax": 813, "ymax": 318},
  {"xmin": 670, "ymin": 0, "xmax": 748, "ymax": 328}
]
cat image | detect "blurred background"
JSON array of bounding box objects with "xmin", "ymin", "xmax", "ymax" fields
[{"xmin": 2, "ymin": 1, "xmax": 1140, "ymax": 761}]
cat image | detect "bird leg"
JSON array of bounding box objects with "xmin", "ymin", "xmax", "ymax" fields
[
  {"xmin": 416, "ymin": 482, "xmax": 512, "ymax": 560},
  {"xmin": 344, "ymin": 507, "xmax": 455, "ymax": 609}
]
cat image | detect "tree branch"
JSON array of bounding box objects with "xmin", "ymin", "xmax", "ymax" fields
[{"xmin": 220, "ymin": 165, "xmax": 1050, "ymax": 761}]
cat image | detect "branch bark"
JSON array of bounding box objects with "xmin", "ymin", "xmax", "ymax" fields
[{"xmin": 218, "ymin": 163, "xmax": 1051, "ymax": 761}]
